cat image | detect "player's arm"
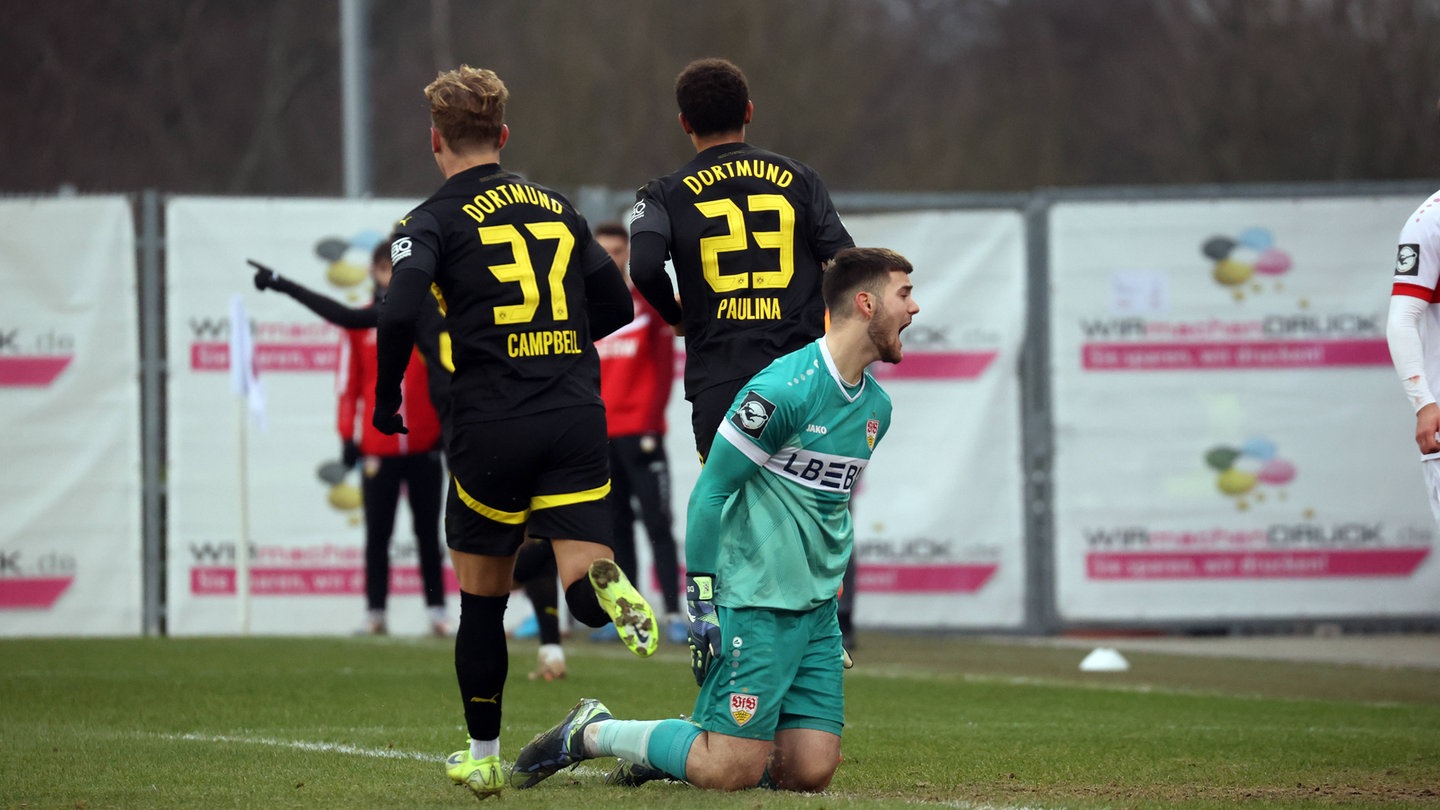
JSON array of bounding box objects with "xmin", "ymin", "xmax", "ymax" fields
[
  {"xmin": 249, "ymin": 259, "xmax": 379, "ymax": 329},
  {"xmin": 683, "ymin": 430, "xmax": 764, "ymax": 684},
  {"xmin": 584, "ymin": 257, "xmax": 634, "ymax": 340},
  {"xmin": 630, "ymin": 230, "xmax": 684, "ymax": 326},
  {"xmin": 1386, "ymin": 291, "xmax": 1440, "ymax": 454},
  {"xmin": 373, "ymin": 220, "xmax": 437, "ymax": 435},
  {"xmin": 373, "ymin": 268, "xmax": 427, "ymax": 435},
  {"xmin": 805, "ymin": 170, "xmax": 854, "ymax": 261},
  {"xmin": 684, "ymin": 435, "xmax": 762, "ymax": 573},
  {"xmin": 336, "ymin": 331, "xmax": 362, "ymax": 465},
  {"xmin": 642, "ymin": 302, "xmax": 676, "ymax": 431}
]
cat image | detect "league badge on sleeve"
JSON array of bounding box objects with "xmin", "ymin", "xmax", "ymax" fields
[
  {"xmin": 390, "ymin": 236, "xmax": 413, "ymax": 264},
  {"xmin": 1396, "ymin": 244, "xmax": 1420, "ymax": 276},
  {"xmin": 730, "ymin": 392, "xmax": 776, "ymax": 439}
]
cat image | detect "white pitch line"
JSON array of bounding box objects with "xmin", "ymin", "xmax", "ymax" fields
[
  {"xmin": 157, "ymin": 734, "xmax": 1043, "ymax": 806},
  {"xmin": 157, "ymin": 731, "xmax": 435, "ymax": 762},
  {"xmin": 153, "ymin": 732, "xmax": 618, "ymax": 780}
]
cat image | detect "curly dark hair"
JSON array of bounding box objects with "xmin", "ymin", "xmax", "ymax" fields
[{"xmin": 675, "ymin": 58, "xmax": 750, "ymax": 137}]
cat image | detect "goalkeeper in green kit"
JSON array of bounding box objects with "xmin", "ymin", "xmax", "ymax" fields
[{"xmin": 511, "ymin": 247, "xmax": 919, "ymax": 792}]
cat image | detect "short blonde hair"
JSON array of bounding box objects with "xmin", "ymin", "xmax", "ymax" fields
[{"xmin": 425, "ymin": 65, "xmax": 508, "ymax": 149}]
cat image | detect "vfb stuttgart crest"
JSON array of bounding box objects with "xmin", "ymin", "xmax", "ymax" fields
[
  {"xmin": 729, "ymin": 693, "xmax": 759, "ymax": 726},
  {"xmin": 866, "ymin": 417, "xmax": 879, "ymax": 450}
]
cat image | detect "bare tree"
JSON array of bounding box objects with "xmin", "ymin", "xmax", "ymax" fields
[{"xmin": 2, "ymin": 0, "xmax": 1437, "ymax": 197}]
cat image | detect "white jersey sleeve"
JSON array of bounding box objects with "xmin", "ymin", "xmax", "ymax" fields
[{"xmin": 1390, "ymin": 189, "xmax": 1440, "ymax": 409}]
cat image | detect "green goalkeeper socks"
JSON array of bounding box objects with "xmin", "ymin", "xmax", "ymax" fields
[{"xmin": 595, "ymin": 717, "xmax": 701, "ymax": 782}]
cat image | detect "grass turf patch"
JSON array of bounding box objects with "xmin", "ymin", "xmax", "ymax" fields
[{"xmin": 2, "ymin": 633, "xmax": 1437, "ymax": 808}]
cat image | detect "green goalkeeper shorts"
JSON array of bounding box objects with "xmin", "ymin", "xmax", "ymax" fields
[{"xmin": 692, "ymin": 599, "xmax": 845, "ymax": 740}]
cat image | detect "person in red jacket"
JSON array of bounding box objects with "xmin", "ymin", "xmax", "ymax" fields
[
  {"xmin": 593, "ymin": 222, "xmax": 685, "ymax": 644},
  {"xmin": 335, "ymin": 243, "xmax": 447, "ymax": 636},
  {"xmin": 254, "ymin": 241, "xmax": 559, "ymax": 650}
]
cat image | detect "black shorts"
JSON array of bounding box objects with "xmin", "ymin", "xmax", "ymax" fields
[
  {"xmin": 445, "ymin": 405, "xmax": 613, "ymax": 556},
  {"xmin": 689, "ymin": 379, "xmax": 748, "ymax": 463}
]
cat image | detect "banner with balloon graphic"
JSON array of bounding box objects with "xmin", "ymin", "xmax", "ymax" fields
[
  {"xmin": 163, "ymin": 196, "xmax": 468, "ymax": 636},
  {"xmin": 1202, "ymin": 226, "xmax": 1294, "ymax": 298},
  {"xmin": 1049, "ymin": 195, "xmax": 1438, "ymax": 623}
]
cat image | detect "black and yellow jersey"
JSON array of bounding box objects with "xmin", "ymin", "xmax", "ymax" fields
[
  {"xmin": 390, "ymin": 163, "xmax": 626, "ymax": 424},
  {"xmin": 629, "ymin": 142, "xmax": 852, "ymax": 402}
]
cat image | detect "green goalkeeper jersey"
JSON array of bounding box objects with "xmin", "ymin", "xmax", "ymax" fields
[{"xmin": 686, "ymin": 337, "xmax": 893, "ymax": 611}]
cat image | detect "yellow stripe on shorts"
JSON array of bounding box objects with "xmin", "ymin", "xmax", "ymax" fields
[
  {"xmin": 453, "ymin": 478, "xmax": 529, "ymax": 525},
  {"xmin": 532, "ymin": 481, "xmax": 611, "ymax": 511},
  {"xmin": 452, "ymin": 479, "xmax": 612, "ymax": 523}
]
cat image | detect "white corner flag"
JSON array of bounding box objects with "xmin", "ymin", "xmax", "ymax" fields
[
  {"xmin": 229, "ymin": 293, "xmax": 264, "ymax": 633},
  {"xmin": 229, "ymin": 294, "xmax": 266, "ymax": 429}
]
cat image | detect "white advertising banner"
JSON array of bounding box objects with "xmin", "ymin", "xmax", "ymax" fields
[
  {"xmin": 0, "ymin": 197, "xmax": 142, "ymax": 636},
  {"xmin": 164, "ymin": 197, "xmax": 460, "ymax": 636},
  {"xmin": 1050, "ymin": 195, "xmax": 1440, "ymax": 622},
  {"xmin": 661, "ymin": 210, "xmax": 1030, "ymax": 629}
]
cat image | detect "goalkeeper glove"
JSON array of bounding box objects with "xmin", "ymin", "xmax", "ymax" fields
[{"xmin": 685, "ymin": 573, "xmax": 721, "ymax": 686}]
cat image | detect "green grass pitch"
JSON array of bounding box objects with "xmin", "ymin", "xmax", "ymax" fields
[{"xmin": 2, "ymin": 632, "xmax": 1437, "ymax": 808}]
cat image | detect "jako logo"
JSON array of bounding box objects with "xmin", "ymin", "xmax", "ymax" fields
[{"xmin": 1200, "ymin": 226, "xmax": 1293, "ymax": 302}]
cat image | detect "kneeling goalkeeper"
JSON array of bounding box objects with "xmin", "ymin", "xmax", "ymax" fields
[{"xmin": 510, "ymin": 246, "xmax": 920, "ymax": 792}]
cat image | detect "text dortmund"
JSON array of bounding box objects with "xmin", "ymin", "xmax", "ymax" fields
[
  {"xmin": 683, "ymin": 159, "xmax": 794, "ymax": 195},
  {"xmin": 462, "ymin": 184, "xmax": 565, "ymax": 224}
]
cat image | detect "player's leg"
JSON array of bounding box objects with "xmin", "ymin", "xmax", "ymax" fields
[
  {"xmin": 1423, "ymin": 460, "xmax": 1440, "ymax": 530},
  {"xmin": 627, "ymin": 433, "xmax": 684, "ymax": 638},
  {"xmin": 443, "ymin": 546, "xmax": 517, "ymax": 798},
  {"xmin": 607, "ymin": 438, "xmax": 639, "ymax": 582},
  {"xmin": 590, "ymin": 722, "xmax": 778, "ymax": 791},
  {"xmin": 515, "ymin": 604, "xmax": 801, "ymax": 791},
  {"xmin": 588, "ymin": 440, "xmax": 637, "ymax": 642},
  {"xmin": 358, "ymin": 455, "xmax": 403, "ymax": 634},
  {"xmin": 529, "ymin": 405, "xmax": 656, "ymax": 657},
  {"xmin": 511, "ymin": 699, "xmax": 771, "ymax": 791},
  {"xmin": 768, "ymin": 728, "xmax": 842, "ymax": 791},
  {"xmin": 439, "ymin": 419, "xmax": 539, "ymax": 799},
  {"xmin": 679, "ymin": 605, "xmax": 809, "ymax": 789},
  {"xmin": 688, "ymin": 382, "xmax": 743, "ymax": 464},
  {"xmin": 403, "ymin": 449, "xmax": 448, "ymax": 634},
  {"xmin": 513, "ymin": 538, "xmax": 564, "ymax": 680},
  {"xmin": 550, "ymin": 536, "xmax": 656, "ymax": 657},
  {"xmin": 766, "ymin": 598, "xmax": 846, "ymax": 791}
]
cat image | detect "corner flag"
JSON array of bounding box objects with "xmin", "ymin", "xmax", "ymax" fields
[{"xmin": 229, "ymin": 294, "xmax": 266, "ymax": 429}]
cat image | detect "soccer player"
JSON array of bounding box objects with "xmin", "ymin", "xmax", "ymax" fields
[
  {"xmin": 510, "ymin": 246, "xmax": 919, "ymax": 793},
  {"xmin": 627, "ymin": 57, "xmax": 855, "ymax": 463},
  {"xmin": 370, "ymin": 65, "xmax": 659, "ymax": 800},
  {"xmin": 592, "ymin": 221, "xmax": 686, "ymax": 644},
  {"xmin": 1386, "ymin": 181, "xmax": 1440, "ymax": 527},
  {"xmin": 251, "ymin": 243, "xmax": 449, "ymax": 637},
  {"xmin": 253, "ymin": 248, "xmax": 566, "ymax": 668}
]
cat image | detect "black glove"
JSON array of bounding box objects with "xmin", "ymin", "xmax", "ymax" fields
[
  {"xmin": 341, "ymin": 439, "xmax": 360, "ymax": 468},
  {"xmin": 372, "ymin": 390, "xmax": 408, "ymax": 436},
  {"xmin": 685, "ymin": 573, "xmax": 721, "ymax": 686},
  {"xmin": 248, "ymin": 258, "xmax": 280, "ymax": 291}
]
